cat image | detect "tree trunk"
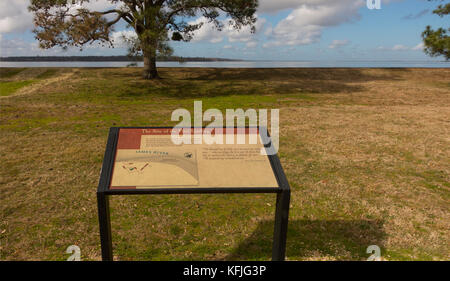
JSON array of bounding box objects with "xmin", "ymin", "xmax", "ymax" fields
[{"xmin": 143, "ymin": 50, "xmax": 159, "ymax": 79}]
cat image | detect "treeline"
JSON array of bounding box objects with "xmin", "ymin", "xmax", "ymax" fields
[{"xmin": 0, "ymin": 56, "xmax": 242, "ymax": 62}]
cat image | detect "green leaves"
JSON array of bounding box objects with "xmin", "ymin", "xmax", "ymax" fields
[
  {"xmin": 29, "ymin": 0, "xmax": 259, "ymax": 78},
  {"xmin": 422, "ymin": 1, "xmax": 449, "ymax": 60},
  {"xmin": 422, "ymin": 26, "xmax": 450, "ymax": 60},
  {"xmin": 30, "ymin": 0, "xmax": 258, "ymax": 49},
  {"xmin": 432, "ymin": 2, "xmax": 450, "ymax": 17}
]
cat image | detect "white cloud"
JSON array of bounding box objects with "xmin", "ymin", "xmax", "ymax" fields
[
  {"xmin": 263, "ymin": 0, "xmax": 364, "ymax": 47},
  {"xmin": 329, "ymin": 40, "xmax": 350, "ymax": 49},
  {"xmin": 189, "ymin": 17, "xmax": 224, "ymax": 43},
  {"xmin": 259, "ymin": 0, "xmax": 304, "ymax": 13},
  {"xmin": 377, "ymin": 43, "xmax": 424, "ymax": 52},
  {"xmin": 0, "ymin": 0, "xmax": 119, "ymax": 34},
  {"xmin": 0, "ymin": 37, "xmax": 41, "ymax": 56},
  {"xmin": 189, "ymin": 16, "xmax": 266, "ymax": 44},
  {"xmin": 246, "ymin": 41, "xmax": 258, "ymax": 48},
  {"xmin": 0, "ymin": 34, "xmax": 133, "ymax": 57},
  {"xmin": 228, "ymin": 18, "xmax": 266, "ymax": 43},
  {"xmin": 0, "ymin": 0, "xmax": 33, "ymax": 33},
  {"xmin": 392, "ymin": 44, "xmax": 409, "ymax": 51},
  {"xmin": 258, "ymin": 0, "xmax": 392, "ymax": 14},
  {"xmin": 0, "ymin": 36, "xmax": 99, "ymax": 57},
  {"xmin": 110, "ymin": 30, "xmax": 137, "ymax": 48},
  {"xmin": 412, "ymin": 42, "xmax": 424, "ymax": 51}
]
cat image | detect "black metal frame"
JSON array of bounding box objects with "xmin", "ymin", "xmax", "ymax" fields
[{"xmin": 97, "ymin": 127, "xmax": 290, "ymax": 261}]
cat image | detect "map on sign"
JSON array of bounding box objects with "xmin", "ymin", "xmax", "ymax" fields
[{"xmin": 109, "ymin": 128, "xmax": 279, "ymax": 189}]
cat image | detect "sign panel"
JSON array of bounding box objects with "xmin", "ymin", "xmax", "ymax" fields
[{"xmin": 109, "ymin": 128, "xmax": 279, "ymax": 189}]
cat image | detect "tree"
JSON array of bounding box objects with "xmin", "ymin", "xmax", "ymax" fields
[
  {"xmin": 422, "ymin": 0, "xmax": 449, "ymax": 60},
  {"xmin": 29, "ymin": 0, "xmax": 258, "ymax": 79}
]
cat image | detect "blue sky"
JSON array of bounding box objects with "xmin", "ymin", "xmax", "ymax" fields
[{"xmin": 0, "ymin": 0, "xmax": 448, "ymax": 61}]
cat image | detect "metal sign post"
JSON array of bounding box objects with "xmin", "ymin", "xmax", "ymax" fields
[{"xmin": 97, "ymin": 127, "xmax": 290, "ymax": 261}]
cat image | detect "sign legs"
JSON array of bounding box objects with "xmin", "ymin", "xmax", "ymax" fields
[
  {"xmin": 97, "ymin": 193, "xmax": 113, "ymax": 261},
  {"xmin": 97, "ymin": 190, "xmax": 290, "ymax": 261},
  {"xmin": 271, "ymin": 189, "xmax": 290, "ymax": 261}
]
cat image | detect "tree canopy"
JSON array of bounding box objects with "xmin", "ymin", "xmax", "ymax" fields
[
  {"xmin": 422, "ymin": 0, "xmax": 450, "ymax": 60},
  {"xmin": 29, "ymin": 0, "xmax": 258, "ymax": 78}
]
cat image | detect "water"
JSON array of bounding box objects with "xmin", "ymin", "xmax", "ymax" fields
[{"xmin": 0, "ymin": 60, "xmax": 448, "ymax": 68}]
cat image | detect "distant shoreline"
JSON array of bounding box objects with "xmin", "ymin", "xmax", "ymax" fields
[
  {"xmin": 0, "ymin": 56, "xmax": 243, "ymax": 62},
  {"xmin": 1, "ymin": 58, "xmax": 448, "ymax": 69}
]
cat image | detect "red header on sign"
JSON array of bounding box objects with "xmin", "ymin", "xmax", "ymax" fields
[{"xmin": 116, "ymin": 127, "xmax": 259, "ymax": 149}]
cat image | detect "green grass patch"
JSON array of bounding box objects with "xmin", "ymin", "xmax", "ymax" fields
[{"xmin": 0, "ymin": 80, "xmax": 34, "ymax": 96}]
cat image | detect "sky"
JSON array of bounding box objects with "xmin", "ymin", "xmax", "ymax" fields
[{"xmin": 0, "ymin": 0, "xmax": 448, "ymax": 61}]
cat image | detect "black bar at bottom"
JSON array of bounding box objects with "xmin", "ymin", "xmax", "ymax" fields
[
  {"xmin": 97, "ymin": 193, "xmax": 113, "ymax": 261},
  {"xmin": 272, "ymin": 189, "xmax": 290, "ymax": 261}
]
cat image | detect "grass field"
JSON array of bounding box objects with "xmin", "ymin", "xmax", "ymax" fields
[{"xmin": 0, "ymin": 67, "xmax": 449, "ymax": 261}]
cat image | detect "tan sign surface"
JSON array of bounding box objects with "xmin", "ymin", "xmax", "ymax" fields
[{"xmin": 109, "ymin": 128, "xmax": 279, "ymax": 189}]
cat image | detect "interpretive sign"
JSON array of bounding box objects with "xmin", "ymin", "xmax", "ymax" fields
[
  {"xmin": 97, "ymin": 127, "xmax": 290, "ymax": 261},
  {"xmin": 111, "ymin": 128, "xmax": 279, "ymax": 189}
]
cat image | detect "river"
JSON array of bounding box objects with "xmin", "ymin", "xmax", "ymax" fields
[{"xmin": 0, "ymin": 60, "xmax": 449, "ymax": 68}]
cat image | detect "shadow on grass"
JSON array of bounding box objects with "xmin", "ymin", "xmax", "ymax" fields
[
  {"xmin": 225, "ymin": 219, "xmax": 385, "ymax": 261},
  {"xmin": 113, "ymin": 68, "xmax": 408, "ymax": 99},
  {"xmin": 187, "ymin": 68, "xmax": 408, "ymax": 82}
]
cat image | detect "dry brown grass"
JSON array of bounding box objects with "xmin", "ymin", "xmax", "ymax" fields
[{"xmin": 0, "ymin": 67, "xmax": 449, "ymax": 260}]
